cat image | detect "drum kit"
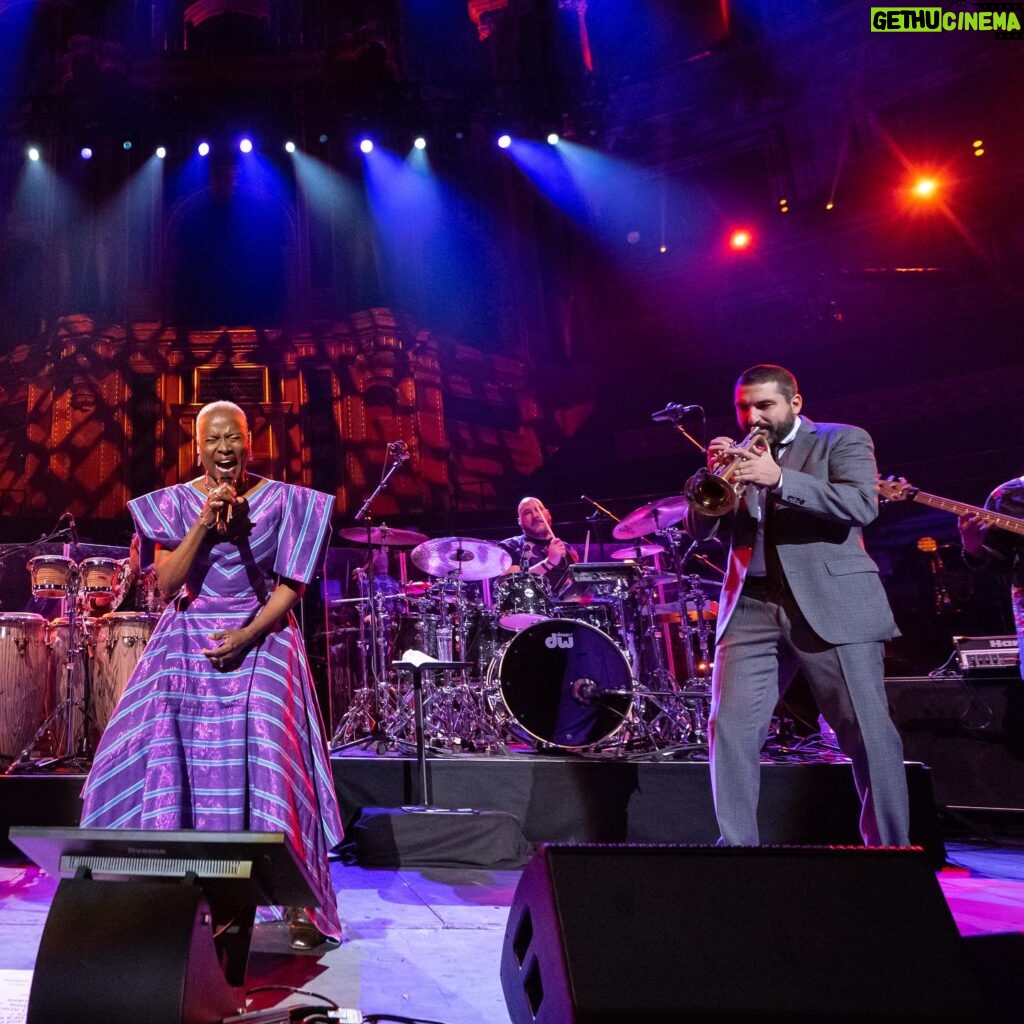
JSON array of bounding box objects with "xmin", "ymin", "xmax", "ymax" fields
[
  {"xmin": 1, "ymin": 552, "xmax": 158, "ymax": 771},
  {"xmin": 330, "ymin": 492, "xmax": 723, "ymax": 759}
]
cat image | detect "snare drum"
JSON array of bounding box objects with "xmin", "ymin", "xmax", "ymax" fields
[
  {"xmin": 93, "ymin": 612, "xmax": 159, "ymax": 734},
  {"xmin": 28, "ymin": 555, "xmax": 76, "ymax": 598},
  {"xmin": 494, "ymin": 572, "xmax": 552, "ymax": 631},
  {"xmin": 488, "ymin": 619, "xmax": 633, "ymax": 749},
  {"xmin": 0, "ymin": 613, "xmax": 48, "ymax": 757},
  {"xmin": 80, "ymin": 556, "xmax": 120, "ymax": 596}
]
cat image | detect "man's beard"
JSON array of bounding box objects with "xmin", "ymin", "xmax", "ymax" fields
[{"xmin": 766, "ymin": 412, "xmax": 796, "ymax": 446}]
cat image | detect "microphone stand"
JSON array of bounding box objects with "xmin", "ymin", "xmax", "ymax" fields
[{"xmin": 331, "ymin": 445, "xmax": 410, "ymax": 754}]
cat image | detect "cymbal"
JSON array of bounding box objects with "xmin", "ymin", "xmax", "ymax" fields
[
  {"xmin": 411, "ymin": 536, "xmax": 512, "ymax": 581},
  {"xmin": 612, "ymin": 495, "xmax": 690, "ymax": 540},
  {"xmin": 633, "ymin": 571, "xmax": 678, "ymax": 589},
  {"xmin": 337, "ymin": 525, "xmax": 429, "ymax": 547},
  {"xmin": 609, "ymin": 543, "xmax": 665, "ymax": 560}
]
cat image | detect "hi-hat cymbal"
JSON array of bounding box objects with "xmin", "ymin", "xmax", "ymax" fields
[
  {"xmin": 337, "ymin": 525, "xmax": 429, "ymax": 547},
  {"xmin": 612, "ymin": 495, "xmax": 690, "ymax": 540},
  {"xmin": 609, "ymin": 543, "xmax": 665, "ymax": 560},
  {"xmin": 411, "ymin": 536, "xmax": 512, "ymax": 581}
]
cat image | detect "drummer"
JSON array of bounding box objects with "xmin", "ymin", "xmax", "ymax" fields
[
  {"xmin": 355, "ymin": 547, "xmax": 403, "ymax": 603},
  {"xmin": 499, "ymin": 497, "xmax": 579, "ymax": 591}
]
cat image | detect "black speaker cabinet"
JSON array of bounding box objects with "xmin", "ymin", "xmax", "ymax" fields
[{"xmin": 501, "ymin": 844, "xmax": 984, "ymax": 1024}]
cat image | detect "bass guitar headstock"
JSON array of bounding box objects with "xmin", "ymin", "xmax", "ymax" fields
[{"xmin": 877, "ymin": 475, "xmax": 918, "ymax": 503}]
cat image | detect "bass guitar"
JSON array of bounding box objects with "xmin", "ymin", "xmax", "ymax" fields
[{"xmin": 877, "ymin": 477, "xmax": 1024, "ymax": 536}]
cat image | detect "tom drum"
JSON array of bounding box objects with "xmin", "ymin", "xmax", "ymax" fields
[{"xmin": 494, "ymin": 573, "xmax": 552, "ymax": 631}]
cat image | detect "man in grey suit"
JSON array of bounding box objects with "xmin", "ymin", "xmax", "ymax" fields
[{"xmin": 684, "ymin": 364, "xmax": 909, "ymax": 847}]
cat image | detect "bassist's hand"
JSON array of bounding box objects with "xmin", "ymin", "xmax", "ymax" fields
[{"xmin": 958, "ymin": 512, "xmax": 987, "ymax": 556}]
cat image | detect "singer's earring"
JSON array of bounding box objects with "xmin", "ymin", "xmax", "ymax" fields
[{"xmin": 196, "ymin": 451, "xmax": 202, "ymax": 468}]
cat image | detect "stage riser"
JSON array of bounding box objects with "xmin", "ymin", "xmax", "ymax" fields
[
  {"xmin": 0, "ymin": 760, "xmax": 944, "ymax": 864},
  {"xmin": 330, "ymin": 757, "xmax": 945, "ymax": 864}
]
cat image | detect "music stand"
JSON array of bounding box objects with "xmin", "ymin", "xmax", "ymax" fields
[{"xmin": 9, "ymin": 826, "xmax": 317, "ymax": 1024}]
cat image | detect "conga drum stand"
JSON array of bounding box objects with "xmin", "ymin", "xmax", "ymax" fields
[{"xmin": 8, "ymin": 569, "xmax": 95, "ymax": 773}]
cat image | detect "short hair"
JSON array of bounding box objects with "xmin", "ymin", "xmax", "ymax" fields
[
  {"xmin": 196, "ymin": 401, "xmax": 248, "ymax": 433},
  {"xmin": 736, "ymin": 364, "xmax": 798, "ymax": 402},
  {"xmin": 518, "ymin": 496, "xmax": 546, "ymax": 513}
]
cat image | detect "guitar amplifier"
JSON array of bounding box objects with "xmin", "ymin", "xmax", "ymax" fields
[
  {"xmin": 952, "ymin": 635, "xmax": 1021, "ymax": 673},
  {"xmin": 554, "ymin": 563, "xmax": 641, "ymax": 604}
]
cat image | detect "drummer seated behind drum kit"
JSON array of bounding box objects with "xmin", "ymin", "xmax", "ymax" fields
[
  {"xmin": 332, "ymin": 494, "xmax": 720, "ymax": 757},
  {"xmin": 1, "ymin": 543, "xmax": 162, "ymax": 771}
]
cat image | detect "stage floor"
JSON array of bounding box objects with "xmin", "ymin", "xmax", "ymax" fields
[{"xmin": 1, "ymin": 840, "xmax": 1023, "ymax": 1023}]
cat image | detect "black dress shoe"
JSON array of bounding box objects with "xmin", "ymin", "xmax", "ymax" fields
[{"xmin": 287, "ymin": 907, "xmax": 339, "ymax": 950}]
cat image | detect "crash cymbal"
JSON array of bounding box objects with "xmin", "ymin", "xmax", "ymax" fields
[
  {"xmin": 411, "ymin": 536, "xmax": 512, "ymax": 581},
  {"xmin": 337, "ymin": 525, "xmax": 429, "ymax": 547},
  {"xmin": 612, "ymin": 495, "xmax": 690, "ymax": 540},
  {"xmin": 609, "ymin": 543, "xmax": 665, "ymax": 560}
]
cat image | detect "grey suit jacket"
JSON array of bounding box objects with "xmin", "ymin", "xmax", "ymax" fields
[{"xmin": 686, "ymin": 418, "xmax": 898, "ymax": 646}]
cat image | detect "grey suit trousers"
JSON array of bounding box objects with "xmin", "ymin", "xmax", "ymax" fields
[{"xmin": 710, "ymin": 585, "xmax": 910, "ymax": 847}]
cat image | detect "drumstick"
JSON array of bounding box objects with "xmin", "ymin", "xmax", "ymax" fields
[{"xmin": 583, "ymin": 529, "xmax": 591, "ymax": 563}]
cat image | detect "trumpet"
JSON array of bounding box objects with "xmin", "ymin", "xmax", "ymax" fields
[{"xmin": 685, "ymin": 426, "xmax": 770, "ymax": 517}]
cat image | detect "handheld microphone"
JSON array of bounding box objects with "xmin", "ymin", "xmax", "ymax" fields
[
  {"xmin": 651, "ymin": 402, "xmax": 702, "ymax": 423},
  {"xmin": 216, "ymin": 474, "xmax": 234, "ymax": 531}
]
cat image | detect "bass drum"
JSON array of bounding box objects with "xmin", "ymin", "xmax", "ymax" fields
[{"xmin": 488, "ymin": 619, "xmax": 633, "ymax": 749}]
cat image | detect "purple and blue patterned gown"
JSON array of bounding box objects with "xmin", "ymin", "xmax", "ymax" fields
[{"xmin": 80, "ymin": 478, "xmax": 344, "ymax": 938}]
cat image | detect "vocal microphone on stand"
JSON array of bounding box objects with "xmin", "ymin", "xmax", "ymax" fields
[
  {"xmin": 650, "ymin": 402, "xmax": 702, "ymax": 423},
  {"xmin": 61, "ymin": 511, "xmax": 79, "ymax": 550},
  {"xmin": 387, "ymin": 441, "xmax": 411, "ymax": 462}
]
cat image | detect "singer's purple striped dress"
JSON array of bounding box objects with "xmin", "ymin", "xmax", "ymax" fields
[{"xmin": 80, "ymin": 478, "xmax": 343, "ymax": 939}]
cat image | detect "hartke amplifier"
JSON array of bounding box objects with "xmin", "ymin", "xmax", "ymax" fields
[{"xmin": 953, "ymin": 635, "xmax": 1021, "ymax": 673}]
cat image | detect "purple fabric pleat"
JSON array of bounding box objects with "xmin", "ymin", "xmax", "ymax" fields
[{"xmin": 80, "ymin": 478, "xmax": 343, "ymax": 939}]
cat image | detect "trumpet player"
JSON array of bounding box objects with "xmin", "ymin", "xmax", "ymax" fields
[{"xmin": 683, "ymin": 364, "xmax": 909, "ymax": 848}]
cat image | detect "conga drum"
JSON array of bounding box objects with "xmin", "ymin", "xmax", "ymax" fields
[
  {"xmin": 93, "ymin": 612, "xmax": 160, "ymax": 734},
  {"xmin": 0, "ymin": 613, "xmax": 48, "ymax": 757}
]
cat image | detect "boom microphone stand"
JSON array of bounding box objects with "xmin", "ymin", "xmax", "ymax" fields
[{"xmin": 331, "ymin": 442, "xmax": 411, "ymax": 753}]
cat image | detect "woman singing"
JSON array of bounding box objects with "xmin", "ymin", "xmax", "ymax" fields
[{"xmin": 81, "ymin": 400, "xmax": 343, "ymax": 949}]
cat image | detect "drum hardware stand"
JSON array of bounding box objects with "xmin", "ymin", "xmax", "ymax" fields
[{"xmin": 330, "ymin": 441, "xmax": 411, "ymax": 754}]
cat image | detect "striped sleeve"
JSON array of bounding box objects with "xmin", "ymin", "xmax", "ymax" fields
[
  {"xmin": 128, "ymin": 486, "xmax": 187, "ymax": 566},
  {"xmin": 273, "ymin": 484, "xmax": 335, "ymax": 584}
]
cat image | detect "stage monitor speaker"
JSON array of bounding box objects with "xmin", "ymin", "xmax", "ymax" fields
[
  {"xmin": 10, "ymin": 826, "xmax": 317, "ymax": 1024},
  {"xmin": 501, "ymin": 844, "xmax": 984, "ymax": 1024}
]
